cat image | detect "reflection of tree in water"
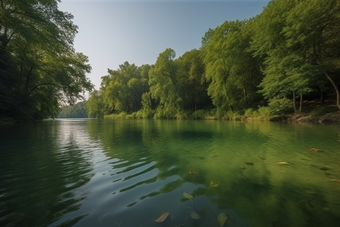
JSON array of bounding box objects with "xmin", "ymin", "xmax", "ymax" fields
[
  {"xmin": 0, "ymin": 121, "xmax": 94, "ymax": 227},
  {"xmin": 85, "ymin": 119, "xmax": 340, "ymax": 226}
]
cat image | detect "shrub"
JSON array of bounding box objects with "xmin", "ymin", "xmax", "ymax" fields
[{"xmin": 268, "ymin": 97, "xmax": 292, "ymax": 115}]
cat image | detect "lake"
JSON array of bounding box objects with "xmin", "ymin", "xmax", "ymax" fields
[{"xmin": 0, "ymin": 119, "xmax": 340, "ymax": 227}]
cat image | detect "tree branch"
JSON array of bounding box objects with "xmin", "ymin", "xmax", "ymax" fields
[{"xmin": 30, "ymin": 83, "xmax": 58, "ymax": 94}]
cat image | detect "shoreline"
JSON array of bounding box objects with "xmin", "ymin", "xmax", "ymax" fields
[{"xmin": 2, "ymin": 111, "xmax": 340, "ymax": 125}]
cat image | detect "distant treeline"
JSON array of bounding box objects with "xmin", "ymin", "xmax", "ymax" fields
[
  {"xmin": 0, "ymin": 0, "xmax": 93, "ymax": 122},
  {"xmin": 87, "ymin": 0, "xmax": 340, "ymax": 119},
  {"xmin": 58, "ymin": 102, "xmax": 88, "ymax": 118}
]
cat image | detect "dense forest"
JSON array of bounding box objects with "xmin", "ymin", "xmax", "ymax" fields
[
  {"xmin": 1, "ymin": 0, "xmax": 340, "ymax": 122},
  {"xmin": 58, "ymin": 101, "xmax": 88, "ymax": 118},
  {"xmin": 87, "ymin": 0, "xmax": 340, "ymax": 120},
  {"xmin": 0, "ymin": 0, "xmax": 93, "ymax": 122}
]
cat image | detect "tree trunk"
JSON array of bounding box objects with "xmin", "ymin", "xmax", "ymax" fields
[
  {"xmin": 319, "ymin": 85, "xmax": 324, "ymax": 104},
  {"xmin": 242, "ymin": 84, "xmax": 248, "ymax": 106},
  {"xmin": 293, "ymin": 90, "xmax": 297, "ymax": 114},
  {"xmin": 324, "ymin": 72, "xmax": 340, "ymax": 113},
  {"xmin": 25, "ymin": 66, "xmax": 34, "ymax": 95},
  {"xmin": 299, "ymin": 92, "xmax": 303, "ymax": 113}
]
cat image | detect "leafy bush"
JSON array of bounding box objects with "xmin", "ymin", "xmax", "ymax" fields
[
  {"xmin": 244, "ymin": 108, "xmax": 254, "ymax": 117},
  {"xmin": 268, "ymin": 97, "xmax": 292, "ymax": 115},
  {"xmin": 191, "ymin": 109, "xmax": 211, "ymax": 119},
  {"xmin": 257, "ymin": 106, "xmax": 271, "ymax": 119}
]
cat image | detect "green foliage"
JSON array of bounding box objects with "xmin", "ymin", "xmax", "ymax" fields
[
  {"xmin": 310, "ymin": 106, "xmax": 339, "ymax": 117},
  {"xmin": 191, "ymin": 109, "xmax": 211, "ymax": 119},
  {"xmin": 87, "ymin": 90, "xmax": 105, "ymax": 119},
  {"xmin": 87, "ymin": 0, "xmax": 340, "ymax": 120},
  {"xmin": 58, "ymin": 101, "xmax": 88, "ymax": 118},
  {"xmin": 268, "ymin": 97, "xmax": 292, "ymax": 115},
  {"xmin": 257, "ymin": 106, "xmax": 271, "ymax": 119},
  {"xmin": 202, "ymin": 19, "xmax": 263, "ymax": 112},
  {"xmin": 176, "ymin": 49, "xmax": 212, "ymax": 110},
  {"xmin": 0, "ymin": 0, "xmax": 93, "ymax": 121},
  {"xmin": 253, "ymin": 0, "xmax": 340, "ymax": 112},
  {"xmin": 102, "ymin": 62, "xmax": 150, "ymax": 114},
  {"xmin": 149, "ymin": 48, "xmax": 181, "ymax": 116}
]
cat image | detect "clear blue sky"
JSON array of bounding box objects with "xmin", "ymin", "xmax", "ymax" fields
[{"xmin": 59, "ymin": 0, "xmax": 270, "ymax": 90}]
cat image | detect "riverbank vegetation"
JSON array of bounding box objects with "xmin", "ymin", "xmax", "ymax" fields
[
  {"xmin": 86, "ymin": 0, "xmax": 340, "ymax": 122},
  {"xmin": 58, "ymin": 101, "xmax": 88, "ymax": 118},
  {"xmin": 0, "ymin": 0, "xmax": 93, "ymax": 122}
]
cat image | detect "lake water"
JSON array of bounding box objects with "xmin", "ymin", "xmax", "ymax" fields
[{"xmin": 0, "ymin": 119, "xmax": 340, "ymax": 227}]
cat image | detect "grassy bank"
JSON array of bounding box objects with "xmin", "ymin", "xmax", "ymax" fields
[{"xmin": 103, "ymin": 102, "xmax": 340, "ymax": 124}]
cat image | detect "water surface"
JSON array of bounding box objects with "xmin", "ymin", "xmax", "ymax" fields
[{"xmin": 0, "ymin": 119, "xmax": 340, "ymax": 227}]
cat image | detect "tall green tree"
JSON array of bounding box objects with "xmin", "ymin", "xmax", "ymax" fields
[
  {"xmin": 252, "ymin": 0, "xmax": 313, "ymax": 113},
  {"xmin": 202, "ymin": 19, "xmax": 263, "ymax": 113},
  {"xmin": 102, "ymin": 62, "xmax": 149, "ymax": 114},
  {"xmin": 176, "ymin": 49, "xmax": 211, "ymax": 111},
  {"xmin": 87, "ymin": 90, "xmax": 105, "ymax": 118},
  {"xmin": 283, "ymin": 0, "xmax": 340, "ymax": 112},
  {"xmin": 252, "ymin": 0, "xmax": 340, "ymax": 113},
  {"xmin": 0, "ymin": 0, "xmax": 93, "ymax": 121},
  {"xmin": 58, "ymin": 101, "xmax": 88, "ymax": 118},
  {"xmin": 149, "ymin": 48, "xmax": 180, "ymax": 117}
]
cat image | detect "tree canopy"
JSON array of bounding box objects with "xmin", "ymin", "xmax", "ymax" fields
[
  {"xmin": 86, "ymin": 0, "xmax": 340, "ymax": 120},
  {"xmin": 0, "ymin": 0, "xmax": 93, "ymax": 121},
  {"xmin": 58, "ymin": 101, "xmax": 88, "ymax": 118}
]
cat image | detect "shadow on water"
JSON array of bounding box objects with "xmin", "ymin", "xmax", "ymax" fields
[{"xmin": 0, "ymin": 120, "xmax": 94, "ymax": 227}]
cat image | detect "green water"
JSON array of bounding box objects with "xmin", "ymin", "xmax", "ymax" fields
[{"xmin": 0, "ymin": 119, "xmax": 340, "ymax": 227}]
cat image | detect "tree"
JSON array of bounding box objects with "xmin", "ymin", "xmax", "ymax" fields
[
  {"xmin": 202, "ymin": 19, "xmax": 263, "ymax": 113},
  {"xmin": 0, "ymin": 0, "xmax": 93, "ymax": 121},
  {"xmin": 149, "ymin": 48, "xmax": 180, "ymax": 117},
  {"xmin": 101, "ymin": 62, "xmax": 149, "ymax": 114},
  {"xmin": 252, "ymin": 0, "xmax": 312, "ymax": 114},
  {"xmin": 87, "ymin": 90, "xmax": 105, "ymax": 118},
  {"xmin": 283, "ymin": 0, "xmax": 340, "ymax": 112},
  {"xmin": 176, "ymin": 49, "xmax": 211, "ymax": 111},
  {"xmin": 252, "ymin": 0, "xmax": 340, "ymax": 114},
  {"xmin": 58, "ymin": 101, "xmax": 88, "ymax": 118}
]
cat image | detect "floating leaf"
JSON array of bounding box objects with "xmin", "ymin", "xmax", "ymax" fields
[
  {"xmin": 98, "ymin": 212, "xmax": 109, "ymax": 223},
  {"xmin": 154, "ymin": 211, "xmax": 169, "ymax": 223},
  {"xmin": 183, "ymin": 192, "xmax": 193, "ymax": 203},
  {"xmin": 277, "ymin": 162, "xmax": 291, "ymax": 165},
  {"xmin": 217, "ymin": 212, "xmax": 227, "ymax": 227},
  {"xmin": 187, "ymin": 170, "xmax": 198, "ymax": 176},
  {"xmin": 189, "ymin": 212, "xmax": 200, "ymax": 219},
  {"xmin": 310, "ymin": 147, "xmax": 323, "ymax": 152},
  {"xmin": 330, "ymin": 178, "xmax": 340, "ymax": 183},
  {"xmin": 210, "ymin": 181, "xmax": 219, "ymax": 188}
]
